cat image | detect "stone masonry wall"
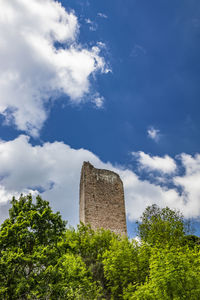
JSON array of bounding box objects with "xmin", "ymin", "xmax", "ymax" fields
[{"xmin": 79, "ymin": 162, "xmax": 127, "ymax": 236}]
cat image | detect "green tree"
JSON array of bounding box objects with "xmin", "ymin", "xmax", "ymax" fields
[
  {"xmin": 137, "ymin": 204, "xmax": 188, "ymax": 246},
  {"xmin": 37, "ymin": 252, "xmax": 102, "ymax": 299},
  {"xmin": 125, "ymin": 246, "xmax": 200, "ymax": 300},
  {"xmin": 103, "ymin": 238, "xmax": 151, "ymax": 299},
  {"xmin": 0, "ymin": 194, "xmax": 67, "ymax": 299},
  {"xmin": 0, "ymin": 196, "xmax": 103, "ymax": 299},
  {"xmin": 1, "ymin": 194, "xmax": 66, "ymax": 249},
  {"xmin": 63, "ymin": 223, "xmax": 118, "ymax": 299},
  {"xmin": 182, "ymin": 234, "xmax": 200, "ymax": 248},
  {"xmin": 1, "ymin": 197, "xmax": 199, "ymax": 299}
]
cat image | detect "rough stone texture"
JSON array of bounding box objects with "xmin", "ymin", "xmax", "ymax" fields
[{"xmin": 79, "ymin": 161, "xmax": 127, "ymax": 236}]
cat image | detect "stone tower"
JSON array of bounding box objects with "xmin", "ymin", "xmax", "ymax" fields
[{"xmin": 79, "ymin": 161, "xmax": 127, "ymax": 236}]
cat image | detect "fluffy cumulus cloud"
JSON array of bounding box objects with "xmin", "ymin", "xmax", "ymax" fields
[
  {"xmin": 174, "ymin": 153, "xmax": 200, "ymax": 218},
  {"xmin": 0, "ymin": 0, "xmax": 108, "ymax": 136},
  {"xmin": 0, "ymin": 136, "xmax": 200, "ymax": 225},
  {"xmin": 133, "ymin": 151, "xmax": 177, "ymax": 174}
]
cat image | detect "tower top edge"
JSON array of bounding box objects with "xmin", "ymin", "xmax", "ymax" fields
[{"xmin": 82, "ymin": 161, "xmax": 121, "ymax": 180}]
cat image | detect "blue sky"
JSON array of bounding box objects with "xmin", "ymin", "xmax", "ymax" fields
[{"xmin": 0, "ymin": 0, "xmax": 200, "ymax": 237}]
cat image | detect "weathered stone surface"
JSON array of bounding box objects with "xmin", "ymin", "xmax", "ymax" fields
[{"xmin": 79, "ymin": 162, "xmax": 127, "ymax": 236}]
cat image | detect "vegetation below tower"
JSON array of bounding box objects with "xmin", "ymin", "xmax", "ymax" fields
[{"xmin": 0, "ymin": 195, "xmax": 200, "ymax": 299}]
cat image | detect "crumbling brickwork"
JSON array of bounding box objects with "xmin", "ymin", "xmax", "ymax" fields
[{"xmin": 79, "ymin": 162, "xmax": 127, "ymax": 236}]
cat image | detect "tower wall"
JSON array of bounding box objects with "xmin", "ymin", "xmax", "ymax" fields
[{"xmin": 79, "ymin": 162, "xmax": 127, "ymax": 236}]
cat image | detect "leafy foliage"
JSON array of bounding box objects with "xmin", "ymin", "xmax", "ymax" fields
[
  {"xmin": 102, "ymin": 238, "xmax": 151, "ymax": 298},
  {"xmin": 0, "ymin": 195, "xmax": 67, "ymax": 299},
  {"xmin": 126, "ymin": 247, "xmax": 200, "ymax": 300},
  {"xmin": 0, "ymin": 197, "xmax": 199, "ymax": 299},
  {"xmin": 136, "ymin": 204, "xmax": 187, "ymax": 246}
]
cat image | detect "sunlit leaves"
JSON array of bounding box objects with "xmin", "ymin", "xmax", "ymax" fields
[{"xmin": 0, "ymin": 198, "xmax": 200, "ymax": 299}]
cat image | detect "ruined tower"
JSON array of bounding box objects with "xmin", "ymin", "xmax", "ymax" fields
[{"xmin": 79, "ymin": 162, "xmax": 127, "ymax": 236}]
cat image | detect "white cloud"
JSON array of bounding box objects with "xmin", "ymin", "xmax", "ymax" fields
[
  {"xmin": 97, "ymin": 13, "xmax": 108, "ymax": 19},
  {"xmin": 174, "ymin": 153, "xmax": 200, "ymax": 218},
  {"xmin": 121, "ymin": 168, "xmax": 182, "ymax": 221},
  {"xmin": 133, "ymin": 151, "xmax": 177, "ymax": 174},
  {"xmin": 147, "ymin": 127, "xmax": 160, "ymax": 142},
  {"xmin": 0, "ymin": 135, "xmax": 102, "ymax": 225},
  {"xmin": 92, "ymin": 94, "xmax": 104, "ymax": 108},
  {"xmin": 85, "ymin": 18, "xmax": 97, "ymax": 31},
  {"xmin": 0, "ymin": 0, "xmax": 108, "ymax": 136},
  {"xmin": 85, "ymin": 18, "xmax": 93, "ymax": 24},
  {"xmin": 0, "ymin": 136, "xmax": 200, "ymax": 225}
]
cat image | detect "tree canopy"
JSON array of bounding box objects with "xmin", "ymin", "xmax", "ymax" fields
[
  {"xmin": 0, "ymin": 195, "xmax": 200, "ymax": 299},
  {"xmin": 136, "ymin": 204, "xmax": 189, "ymax": 246}
]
